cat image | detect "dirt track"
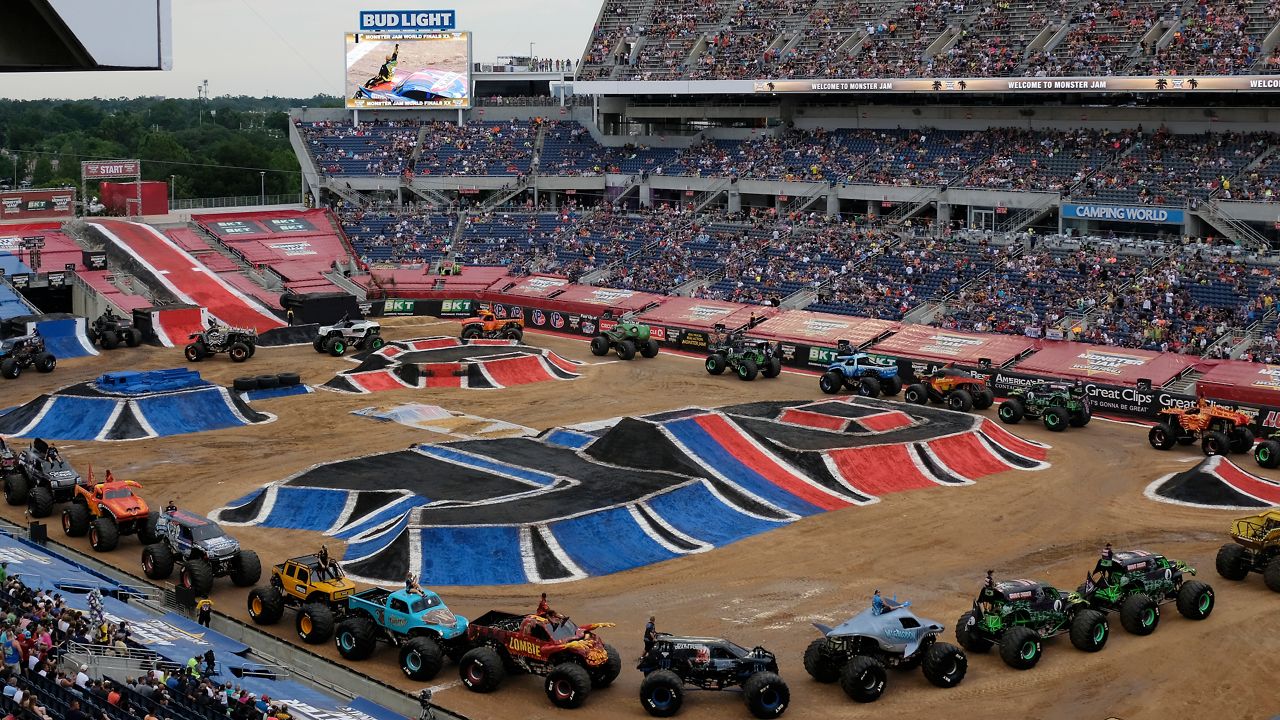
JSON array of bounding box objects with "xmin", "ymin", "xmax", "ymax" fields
[{"xmin": 1, "ymin": 317, "xmax": 1277, "ymax": 720}]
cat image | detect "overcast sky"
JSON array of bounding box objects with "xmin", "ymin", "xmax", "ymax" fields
[{"xmin": 3, "ymin": 0, "xmax": 600, "ymax": 100}]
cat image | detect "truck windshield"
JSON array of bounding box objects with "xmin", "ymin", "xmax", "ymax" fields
[
  {"xmin": 409, "ymin": 596, "xmax": 440, "ymax": 613},
  {"xmin": 548, "ymin": 619, "xmax": 581, "ymax": 641},
  {"xmin": 103, "ymin": 488, "xmax": 132, "ymax": 499},
  {"xmin": 189, "ymin": 524, "xmax": 225, "ymax": 542}
]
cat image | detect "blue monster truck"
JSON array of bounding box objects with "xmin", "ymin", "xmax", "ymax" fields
[
  {"xmin": 818, "ymin": 344, "xmax": 903, "ymax": 397},
  {"xmin": 333, "ymin": 587, "xmax": 469, "ymax": 681}
]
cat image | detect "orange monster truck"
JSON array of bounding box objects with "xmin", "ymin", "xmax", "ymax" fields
[
  {"xmin": 61, "ymin": 472, "xmax": 160, "ymax": 552},
  {"xmin": 903, "ymin": 366, "xmax": 995, "ymax": 412},
  {"xmin": 460, "ymin": 310, "xmax": 524, "ymax": 342},
  {"xmin": 1148, "ymin": 398, "xmax": 1276, "ymax": 466}
]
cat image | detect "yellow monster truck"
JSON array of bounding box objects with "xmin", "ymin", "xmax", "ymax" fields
[{"xmin": 246, "ymin": 554, "xmax": 356, "ymax": 644}]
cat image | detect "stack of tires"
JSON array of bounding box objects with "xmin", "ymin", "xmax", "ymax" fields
[{"xmin": 233, "ymin": 373, "xmax": 301, "ymax": 392}]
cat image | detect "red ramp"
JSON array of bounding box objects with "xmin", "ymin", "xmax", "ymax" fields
[
  {"xmin": 480, "ymin": 355, "xmax": 555, "ymax": 388},
  {"xmin": 926, "ymin": 432, "xmax": 1015, "ymax": 480},
  {"xmin": 826, "ymin": 445, "xmax": 936, "ymax": 496},
  {"xmin": 1214, "ymin": 459, "xmax": 1280, "ymax": 504},
  {"xmin": 779, "ymin": 408, "xmax": 849, "ymax": 432},
  {"xmin": 857, "ymin": 411, "xmax": 914, "ymax": 433},
  {"xmin": 696, "ymin": 414, "xmax": 852, "ymax": 510},
  {"xmin": 91, "ymin": 219, "xmax": 284, "ymax": 332},
  {"xmin": 151, "ymin": 306, "xmax": 206, "ymax": 348}
]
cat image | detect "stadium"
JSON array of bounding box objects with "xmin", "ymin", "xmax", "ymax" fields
[{"xmin": 3, "ymin": 0, "xmax": 1280, "ymax": 719}]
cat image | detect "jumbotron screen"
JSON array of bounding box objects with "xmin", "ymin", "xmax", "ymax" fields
[{"xmin": 345, "ymin": 31, "xmax": 471, "ymax": 109}]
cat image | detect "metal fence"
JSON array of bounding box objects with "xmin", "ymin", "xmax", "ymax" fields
[{"xmin": 170, "ymin": 193, "xmax": 303, "ymax": 210}]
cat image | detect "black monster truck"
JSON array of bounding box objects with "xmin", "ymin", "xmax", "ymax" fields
[
  {"xmin": 705, "ymin": 324, "xmax": 782, "ymax": 382},
  {"xmin": 0, "ymin": 333, "xmax": 57, "ymax": 379},
  {"xmin": 637, "ymin": 633, "xmax": 789, "ymax": 718},
  {"xmin": 997, "ymin": 381, "xmax": 1091, "ymax": 432},
  {"xmin": 6, "ymin": 439, "xmax": 85, "ymax": 518},
  {"xmin": 1074, "ymin": 546, "xmax": 1214, "ymax": 635},
  {"xmin": 955, "ymin": 573, "xmax": 1109, "ymax": 670},
  {"xmin": 88, "ymin": 310, "xmax": 143, "ymax": 349},
  {"xmin": 141, "ymin": 508, "xmax": 261, "ymax": 596},
  {"xmin": 184, "ymin": 321, "xmax": 257, "ymax": 363}
]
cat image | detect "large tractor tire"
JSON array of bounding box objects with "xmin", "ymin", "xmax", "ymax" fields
[
  {"xmin": 803, "ymin": 638, "xmax": 839, "ymax": 682},
  {"xmin": 544, "ymin": 663, "xmax": 592, "ymax": 709},
  {"xmin": 839, "ymin": 656, "xmax": 887, "ymax": 703},
  {"xmin": 638, "ymin": 669, "xmax": 683, "ymax": 717},
  {"xmin": 28, "ymin": 486, "xmax": 54, "ymax": 518},
  {"xmin": 1070, "ymin": 407, "xmax": 1092, "ymax": 427},
  {"xmin": 142, "ymin": 543, "xmax": 175, "ymax": 579},
  {"xmin": 0, "ymin": 359, "xmax": 18, "ymax": 379},
  {"xmin": 461, "ymin": 325, "xmax": 482, "ymax": 340},
  {"xmin": 640, "ymin": 339, "xmax": 660, "ymax": 358},
  {"xmin": 334, "ymin": 617, "xmax": 378, "ymax": 661},
  {"xmin": 296, "ymin": 603, "xmax": 336, "ymax": 644},
  {"xmin": 972, "ymin": 388, "xmax": 995, "ymax": 410},
  {"xmin": 997, "ymin": 627, "xmax": 1042, "ymax": 670},
  {"xmin": 184, "ymin": 342, "xmax": 206, "ymax": 362},
  {"xmin": 126, "ymin": 328, "xmax": 143, "ymax": 347},
  {"xmin": 616, "ymin": 339, "xmax": 637, "ymax": 360},
  {"xmin": 1176, "ymin": 580, "xmax": 1215, "ymax": 620},
  {"xmin": 1214, "ymin": 543, "xmax": 1250, "ymax": 580},
  {"xmin": 998, "ymin": 398, "xmax": 1025, "ymax": 424},
  {"xmin": 229, "ymin": 342, "xmax": 251, "ymax": 363},
  {"xmin": 1265, "ymin": 557, "xmax": 1280, "ymax": 593},
  {"xmin": 706, "ymin": 354, "xmax": 727, "ymax": 375},
  {"xmin": 761, "ymin": 357, "xmax": 782, "ymax": 379},
  {"xmin": 589, "ymin": 643, "xmax": 622, "ymax": 689},
  {"xmin": 62, "ymin": 503, "xmax": 91, "ymax": 537},
  {"xmin": 743, "ymin": 671, "xmax": 789, "ymax": 719},
  {"xmin": 1069, "ymin": 609, "xmax": 1111, "ymax": 649},
  {"xmin": 946, "ymin": 389, "xmax": 973, "ymax": 412},
  {"xmin": 1118, "ymin": 594, "xmax": 1158, "ymax": 636},
  {"xmin": 325, "ymin": 337, "xmax": 346, "ymax": 357},
  {"xmin": 857, "ymin": 376, "xmax": 881, "ymax": 397},
  {"xmin": 313, "ymin": 337, "xmax": 326, "ymax": 353},
  {"xmin": 921, "ymin": 642, "xmax": 967, "ymax": 688},
  {"xmin": 139, "ymin": 512, "xmax": 161, "ymax": 545},
  {"xmin": 954, "ymin": 612, "xmax": 992, "ymax": 653},
  {"xmin": 89, "ymin": 517, "xmax": 120, "ymax": 552},
  {"xmin": 1255, "ymin": 439, "xmax": 1280, "ymax": 469},
  {"xmin": 400, "ymin": 636, "xmax": 444, "ymax": 680},
  {"xmin": 589, "ymin": 336, "xmax": 610, "ymax": 356},
  {"xmin": 1147, "ymin": 422, "xmax": 1176, "ymax": 450},
  {"xmin": 904, "ymin": 383, "xmax": 929, "ymax": 405},
  {"xmin": 736, "ymin": 358, "xmax": 759, "ymax": 381},
  {"xmin": 229, "ymin": 549, "xmax": 263, "ymax": 586},
  {"xmin": 180, "ymin": 559, "xmax": 216, "ymax": 597},
  {"xmin": 1202, "ymin": 430, "xmax": 1230, "ymax": 457},
  {"xmin": 35, "ymin": 353, "xmax": 56, "ymax": 373},
  {"xmin": 880, "ymin": 375, "xmax": 903, "ymax": 395},
  {"xmin": 819, "ymin": 370, "xmax": 843, "ymax": 394},
  {"xmin": 1229, "ymin": 426, "xmax": 1255, "ymax": 453},
  {"xmin": 3, "ymin": 475, "xmax": 27, "ymax": 505},
  {"xmin": 100, "ymin": 331, "xmax": 120, "ymax": 350},
  {"xmin": 458, "ymin": 646, "xmax": 506, "ymax": 692},
  {"xmin": 1042, "ymin": 406, "xmax": 1070, "ymax": 432},
  {"xmin": 247, "ymin": 586, "xmax": 285, "ymax": 624}
]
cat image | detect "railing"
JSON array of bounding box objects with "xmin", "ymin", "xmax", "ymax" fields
[
  {"xmin": 1202, "ymin": 199, "xmax": 1273, "ymax": 251},
  {"xmin": 169, "ymin": 193, "xmax": 304, "ymax": 211}
]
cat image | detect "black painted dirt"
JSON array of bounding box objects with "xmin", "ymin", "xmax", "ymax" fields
[{"xmin": 1153, "ymin": 461, "xmax": 1268, "ymax": 508}]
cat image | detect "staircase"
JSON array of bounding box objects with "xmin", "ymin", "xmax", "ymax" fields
[{"xmin": 1197, "ymin": 200, "xmax": 1272, "ymax": 250}]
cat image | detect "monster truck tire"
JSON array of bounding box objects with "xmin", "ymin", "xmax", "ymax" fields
[
  {"xmin": 1121, "ymin": 594, "xmax": 1162, "ymax": 632},
  {"xmin": 181, "ymin": 559, "xmax": 216, "ymax": 597},
  {"xmin": 1043, "ymin": 406, "xmax": 1069, "ymax": 432},
  {"xmin": 737, "ymin": 357, "xmax": 759, "ymax": 381},
  {"xmin": 590, "ymin": 643, "xmax": 622, "ymax": 688},
  {"xmin": 1214, "ymin": 543, "xmax": 1250, "ymax": 580},
  {"xmin": 141, "ymin": 543, "xmax": 175, "ymax": 579},
  {"xmin": 126, "ymin": 328, "xmax": 143, "ymax": 347},
  {"xmin": 1265, "ymin": 558, "xmax": 1280, "ymax": 593},
  {"xmin": 247, "ymin": 586, "xmax": 285, "ymax": 625},
  {"xmin": 706, "ymin": 354, "xmax": 727, "ymax": 375},
  {"xmin": 100, "ymin": 331, "xmax": 120, "ymax": 350},
  {"xmin": 1070, "ymin": 407, "xmax": 1092, "ymax": 427},
  {"xmin": 840, "ymin": 656, "xmax": 887, "ymax": 703},
  {"xmin": 277, "ymin": 372, "xmax": 301, "ymax": 387},
  {"xmin": 921, "ymin": 642, "xmax": 967, "ymax": 688},
  {"xmin": 505, "ymin": 326, "xmax": 523, "ymax": 342},
  {"xmin": 1202, "ymin": 430, "xmax": 1230, "ymax": 457},
  {"xmin": 1255, "ymin": 439, "xmax": 1280, "ymax": 469},
  {"xmin": 87, "ymin": 328, "xmax": 99, "ymax": 344},
  {"xmin": 139, "ymin": 512, "xmax": 161, "ymax": 545},
  {"xmin": 90, "ymin": 517, "xmax": 120, "ymax": 552},
  {"xmin": 545, "ymin": 663, "xmax": 592, "ymax": 709},
  {"xmin": 0, "ymin": 359, "xmax": 18, "ymax": 379},
  {"xmin": 233, "ymin": 377, "xmax": 258, "ymax": 392},
  {"xmin": 972, "ymin": 388, "xmax": 995, "ymax": 410},
  {"xmin": 639, "ymin": 669, "xmax": 683, "ymax": 717},
  {"xmin": 997, "ymin": 626, "xmax": 1042, "ymax": 670},
  {"xmin": 28, "ymin": 486, "xmax": 54, "ymax": 518},
  {"xmin": 400, "ymin": 636, "xmax": 444, "ymax": 680},
  {"xmin": 589, "ymin": 336, "xmax": 610, "ymax": 356},
  {"xmin": 255, "ymin": 374, "xmax": 280, "ymax": 390},
  {"xmin": 245, "ymin": 343, "xmax": 257, "ymax": 358},
  {"xmin": 3, "ymin": 475, "xmax": 27, "ymax": 505},
  {"xmin": 229, "ymin": 342, "xmax": 251, "ymax": 362},
  {"xmin": 762, "ymin": 357, "xmax": 782, "ymax": 379},
  {"xmin": 954, "ymin": 612, "xmax": 992, "ymax": 653},
  {"xmin": 184, "ymin": 343, "xmax": 204, "ymax": 362},
  {"xmin": 904, "ymin": 383, "xmax": 929, "ymax": 405},
  {"xmin": 325, "ymin": 337, "xmax": 346, "ymax": 357},
  {"xmin": 880, "ymin": 375, "xmax": 903, "ymax": 396},
  {"xmin": 617, "ymin": 339, "xmax": 637, "ymax": 361},
  {"xmin": 1147, "ymin": 423, "xmax": 1176, "ymax": 450},
  {"xmin": 743, "ymin": 671, "xmax": 789, "ymax": 719},
  {"xmin": 335, "ymin": 617, "xmax": 378, "ymax": 661},
  {"xmin": 641, "ymin": 339, "xmax": 660, "ymax": 358},
  {"xmin": 1070, "ymin": 609, "xmax": 1111, "ymax": 649},
  {"xmin": 62, "ymin": 503, "xmax": 90, "ymax": 537},
  {"xmin": 460, "ymin": 326, "xmax": 482, "ymax": 340},
  {"xmin": 229, "ymin": 549, "xmax": 262, "ymax": 586},
  {"xmin": 35, "ymin": 353, "xmax": 55, "ymax": 373},
  {"xmin": 297, "ymin": 603, "xmax": 336, "ymax": 645},
  {"xmin": 313, "ymin": 337, "xmax": 326, "ymax": 353},
  {"xmin": 998, "ymin": 398, "xmax": 1025, "ymax": 424},
  {"xmin": 819, "ymin": 370, "xmax": 843, "ymax": 394},
  {"xmin": 803, "ymin": 637, "xmax": 840, "ymax": 682},
  {"xmin": 1229, "ymin": 426, "xmax": 1255, "ymax": 454},
  {"xmin": 458, "ymin": 646, "xmax": 506, "ymax": 692},
  {"xmin": 1176, "ymin": 580, "xmax": 1215, "ymax": 620},
  {"xmin": 368, "ymin": 337, "xmax": 385, "ymax": 351},
  {"xmin": 946, "ymin": 389, "xmax": 973, "ymax": 412},
  {"xmin": 857, "ymin": 376, "xmax": 881, "ymax": 397}
]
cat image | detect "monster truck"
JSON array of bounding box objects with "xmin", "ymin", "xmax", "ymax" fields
[
  {"xmin": 1074, "ymin": 547, "xmax": 1214, "ymax": 634},
  {"xmin": 184, "ymin": 321, "xmax": 257, "ymax": 363},
  {"xmin": 61, "ymin": 474, "xmax": 161, "ymax": 552},
  {"xmin": 954, "ymin": 575, "xmax": 1109, "ymax": 670},
  {"xmin": 457, "ymin": 606, "xmax": 620, "ymax": 709},
  {"xmin": 817, "ymin": 343, "xmax": 903, "ymax": 397},
  {"xmin": 87, "ymin": 310, "xmax": 143, "ymax": 350},
  {"xmin": 141, "ymin": 509, "xmax": 261, "ymax": 596},
  {"xmin": 803, "ymin": 601, "xmax": 966, "ymax": 703},
  {"xmin": 0, "ymin": 333, "xmax": 57, "ymax": 379},
  {"xmin": 705, "ymin": 324, "xmax": 781, "ymax": 381},
  {"xmin": 332, "ymin": 587, "xmax": 469, "ymax": 680},
  {"xmin": 997, "ymin": 381, "xmax": 1091, "ymax": 432},
  {"xmin": 903, "ymin": 367, "xmax": 994, "ymax": 412},
  {"xmin": 1215, "ymin": 509, "xmax": 1280, "ymax": 592},
  {"xmin": 247, "ymin": 555, "xmax": 358, "ymax": 644},
  {"xmin": 0, "ymin": 438, "xmax": 15, "ymax": 478},
  {"xmin": 313, "ymin": 314, "xmax": 384, "ymax": 357},
  {"xmin": 6, "ymin": 439, "xmax": 84, "ymax": 518},
  {"xmin": 1148, "ymin": 399, "xmax": 1265, "ymax": 462},
  {"xmin": 637, "ymin": 634, "xmax": 788, "ymax": 718},
  {"xmin": 460, "ymin": 311, "xmax": 524, "ymax": 342},
  {"xmin": 589, "ymin": 314, "xmax": 659, "ymax": 361}
]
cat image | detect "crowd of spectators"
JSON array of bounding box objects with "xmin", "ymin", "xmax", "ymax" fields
[
  {"xmin": 1143, "ymin": 0, "xmax": 1262, "ymax": 76},
  {"xmin": 414, "ymin": 120, "xmax": 538, "ymax": 177},
  {"xmin": 299, "ymin": 121, "xmax": 418, "ymax": 177},
  {"xmin": 337, "ymin": 205, "xmax": 453, "ymax": 265}
]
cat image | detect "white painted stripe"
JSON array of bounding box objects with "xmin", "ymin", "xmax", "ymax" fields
[
  {"xmin": 818, "ymin": 453, "xmax": 879, "ymax": 505},
  {"xmin": 519, "ymin": 526, "xmax": 541, "ymax": 583},
  {"xmin": 94, "ymin": 401, "xmax": 126, "ymax": 442},
  {"xmin": 130, "ymin": 400, "xmax": 158, "ymax": 439},
  {"xmin": 408, "ymin": 522, "xmax": 423, "ymax": 585},
  {"xmin": 326, "ymin": 491, "xmax": 361, "ymax": 535},
  {"xmin": 975, "ymin": 431, "xmax": 1050, "ymax": 472},
  {"xmin": 412, "ymin": 444, "xmax": 559, "ymax": 489},
  {"xmin": 533, "ymin": 524, "xmax": 587, "ymax": 583},
  {"xmin": 14, "ymin": 396, "xmax": 55, "ymax": 437},
  {"xmin": 150, "ymin": 310, "xmax": 174, "ymax": 348},
  {"xmin": 627, "ymin": 504, "xmax": 711, "ymax": 554},
  {"xmin": 344, "ymin": 510, "xmax": 413, "ymax": 546},
  {"xmin": 713, "ymin": 412, "xmax": 858, "ymax": 505},
  {"xmin": 916, "ymin": 442, "xmax": 975, "ymax": 485},
  {"xmin": 656, "ymin": 423, "xmax": 799, "ymax": 522},
  {"xmin": 70, "ymin": 317, "xmax": 100, "ymax": 357}
]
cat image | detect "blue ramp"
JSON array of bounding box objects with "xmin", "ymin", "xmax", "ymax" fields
[
  {"xmin": 542, "ymin": 429, "xmax": 596, "ymax": 449},
  {"xmin": 345, "ymin": 512, "xmax": 412, "ymax": 561},
  {"xmin": 646, "ymin": 482, "xmax": 788, "ymax": 546},
  {"xmin": 135, "ymin": 387, "xmax": 245, "ymax": 436},
  {"xmin": 418, "ymin": 526, "xmax": 526, "ymax": 586},
  {"xmin": 19, "ymin": 395, "xmax": 118, "ymax": 441},
  {"xmin": 549, "ymin": 506, "xmax": 678, "ymax": 576},
  {"xmin": 414, "ymin": 445, "xmax": 557, "ymax": 486},
  {"xmin": 31, "ymin": 317, "xmax": 96, "ymax": 358},
  {"xmin": 664, "ymin": 418, "xmax": 821, "ymax": 516},
  {"xmin": 334, "ymin": 495, "xmax": 429, "ymax": 539},
  {"xmin": 260, "ymin": 487, "xmax": 350, "ymax": 532}
]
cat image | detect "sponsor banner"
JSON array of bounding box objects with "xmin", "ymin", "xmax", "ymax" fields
[
  {"xmin": 0, "ymin": 189, "xmax": 75, "ymax": 219},
  {"xmin": 268, "ymin": 242, "xmax": 317, "ymax": 257},
  {"xmin": 1061, "ymin": 203, "xmax": 1184, "ymax": 225},
  {"xmin": 752, "ymin": 75, "xmax": 1280, "ymax": 95},
  {"xmin": 82, "ymin": 251, "xmax": 107, "ymax": 270},
  {"xmin": 46, "ymin": 272, "xmax": 66, "ymax": 287},
  {"xmin": 675, "ymin": 329, "xmax": 711, "ymax": 351},
  {"xmin": 209, "ymin": 220, "xmax": 260, "ymax": 236},
  {"xmin": 439, "ymin": 298, "xmax": 473, "ymax": 317},
  {"xmin": 81, "ymin": 160, "xmax": 140, "ymax": 179},
  {"xmin": 383, "ymin": 298, "xmax": 418, "ymax": 316},
  {"xmin": 8, "ymin": 274, "xmax": 29, "ymax": 289},
  {"xmin": 266, "ymin": 217, "xmax": 316, "ymax": 233},
  {"xmin": 359, "ymin": 9, "xmax": 456, "ymax": 31}
]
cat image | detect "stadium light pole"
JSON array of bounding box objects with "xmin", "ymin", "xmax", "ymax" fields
[
  {"xmin": 169, "ymin": 175, "xmax": 175, "ymax": 205},
  {"xmin": 259, "ymin": 171, "xmax": 266, "ymax": 204},
  {"xmin": 529, "ymin": 42, "xmax": 534, "ymax": 68}
]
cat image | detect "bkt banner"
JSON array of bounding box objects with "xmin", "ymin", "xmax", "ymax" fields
[
  {"xmin": 1060, "ymin": 203, "xmax": 1185, "ymax": 225},
  {"xmin": 359, "ymin": 9, "xmax": 456, "ymax": 31}
]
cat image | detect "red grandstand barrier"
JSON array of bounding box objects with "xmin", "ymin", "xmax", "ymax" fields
[
  {"xmin": 1195, "ymin": 360, "xmax": 1280, "ymax": 408},
  {"xmin": 1013, "ymin": 341, "xmax": 1193, "ymax": 388}
]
